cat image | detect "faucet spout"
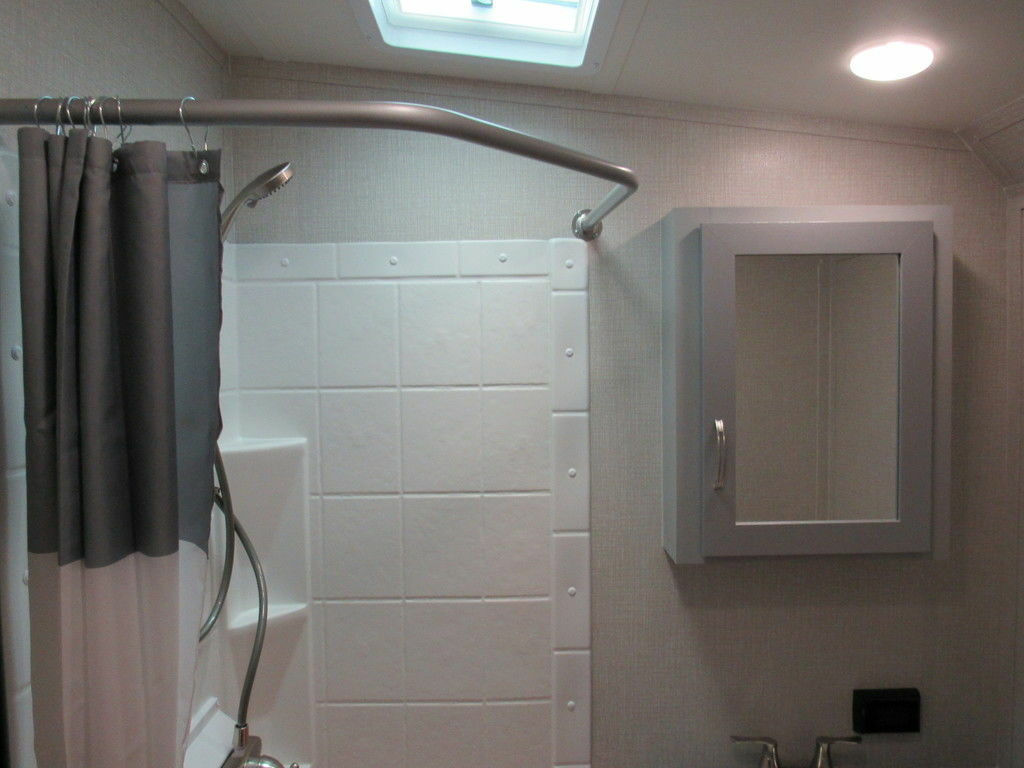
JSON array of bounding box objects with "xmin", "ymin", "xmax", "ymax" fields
[
  {"xmin": 732, "ymin": 735, "xmax": 782, "ymax": 768},
  {"xmin": 808, "ymin": 735, "xmax": 862, "ymax": 768}
]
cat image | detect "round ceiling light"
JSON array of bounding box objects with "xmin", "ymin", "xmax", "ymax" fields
[{"xmin": 849, "ymin": 41, "xmax": 934, "ymax": 81}]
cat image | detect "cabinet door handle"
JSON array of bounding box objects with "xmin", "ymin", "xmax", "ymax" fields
[{"xmin": 714, "ymin": 418, "xmax": 726, "ymax": 490}]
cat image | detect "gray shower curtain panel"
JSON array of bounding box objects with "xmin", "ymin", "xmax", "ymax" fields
[{"xmin": 17, "ymin": 127, "xmax": 223, "ymax": 768}]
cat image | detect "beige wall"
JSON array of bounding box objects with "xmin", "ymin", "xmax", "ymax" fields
[
  {"xmin": 0, "ymin": 0, "xmax": 226, "ymax": 153},
  {"xmin": 225, "ymin": 57, "xmax": 1014, "ymax": 768}
]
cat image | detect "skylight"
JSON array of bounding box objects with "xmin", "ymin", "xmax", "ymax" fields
[
  {"xmin": 354, "ymin": 0, "xmax": 612, "ymax": 68},
  {"xmin": 394, "ymin": 0, "xmax": 588, "ymax": 37}
]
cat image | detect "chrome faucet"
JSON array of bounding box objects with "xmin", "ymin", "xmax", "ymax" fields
[
  {"xmin": 732, "ymin": 734, "xmax": 862, "ymax": 768},
  {"xmin": 807, "ymin": 736, "xmax": 861, "ymax": 768},
  {"xmin": 732, "ymin": 736, "xmax": 782, "ymax": 768},
  {"xmin": 220, "ymin": 733, "xmax": 299, "ymax": 768},
  {"xmin": 241, "ymin": 758, "xmax": 299, "ymax": 768}
]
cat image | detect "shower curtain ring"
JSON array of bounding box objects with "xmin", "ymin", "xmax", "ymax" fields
[
  {"xmin": 62, "ymin": 96, "xmax": 85, "ymax": 132},
  {"xmin": 55, "ymin": 97, "xmax": 69, "ymax": 135},
  {"xmin": 112, "ymin": 96, "xmax": 132, "ymax": 146},
  {"xmin": 83, "ymin": 97, "xmax": 97, "ymax": 136},
  {"xmin": 95, "ymin": 97, "xmax": 113, "ymax": 140},
  {"xmin": 96, "ymin": 98, "xmax": 122, "ymax": 171},
  {"xmin": 179, "ymin": 96, "xmax": 210, "ymax": 174},
  {"xmin": 179, "ymin": 96, "xmax": 198, "ymax": 153},
  {"xmin": 33, "ymin": 96, "xmax": 58, "ymax": 129}
]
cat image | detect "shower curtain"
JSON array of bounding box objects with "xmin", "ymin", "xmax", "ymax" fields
[{"xmin": 17, "ymin": 127, "xmax": 223, "ymax": 768}]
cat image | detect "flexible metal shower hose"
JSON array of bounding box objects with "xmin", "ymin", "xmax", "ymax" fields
[
  {"xmin": 201, "ymin": 448, "xmax": 235, "ymax": 641},
  {"xmin": 204, "ymin": 445, "xmax": 269, "ymax": 732}
]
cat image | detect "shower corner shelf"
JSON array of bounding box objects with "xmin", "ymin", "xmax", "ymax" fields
[
  {"xmin": 217, "ymin": 436, "xmax": 308, "ymax": 453},
  {"xmin": 227, "ymin": 601, "xmax": 309, "ymax": 634}
]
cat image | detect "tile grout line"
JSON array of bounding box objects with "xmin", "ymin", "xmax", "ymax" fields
[
  {"xmin": 548, "ymin": 252, "xmax": 558, "ymax": 766},
  {"xmin": 317, "ymin": 595, "xmax": 552, "ymax": 603},
  {"xmin": 313, "ymin": 277, "xmax": 329, "ymax": 714},
  {"xmin": 319, "ymin": 490, "xmax": 553, "ymax": 499},
  {"xmin": 396, "ymin": 276, "xmax": 410, "ymax": 720},
  {"xmin": 476, "ymin": 275, "xmax": 490, "ymax": 707},
  {"xmin": 318, "ymin": 697, "xmax": 553, "ymax": 706},
  {"xmin": 235, "ymin": 383, "xmax": 552, "ymax": 392}
]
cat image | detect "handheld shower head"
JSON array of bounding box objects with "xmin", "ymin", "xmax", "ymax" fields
[{"xmin": 221, "ymin": 162, "xmax": 294, "ymax": 241}]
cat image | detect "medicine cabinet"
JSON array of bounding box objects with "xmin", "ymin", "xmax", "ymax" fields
[{"xmin": 661, "ymin": 207, "xmax": 951, "ymax": 562}]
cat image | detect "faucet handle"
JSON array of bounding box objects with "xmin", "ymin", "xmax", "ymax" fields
[
  {"xmin": 809, "ymin": 735, "xmax": 862, "ymax": 768},
  {"xmin": 732, "ymin": 736, "xmax": 781, "ymax": 768}
]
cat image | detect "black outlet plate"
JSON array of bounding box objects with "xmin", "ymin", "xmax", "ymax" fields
[{"xmin": 853, "ymin": 688, "xmax": 921, "ymax": 734}]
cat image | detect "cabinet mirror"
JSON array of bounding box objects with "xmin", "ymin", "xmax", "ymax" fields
[{"xmin": 661, "ymin": 207, "xmax": 951, "ymax": 561}]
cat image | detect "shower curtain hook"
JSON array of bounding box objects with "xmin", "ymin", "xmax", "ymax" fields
[
  {"xmin": 54, "ymin": 97, "xmax": 68, "ymax": 135},
  {"xmin": 179, "ymin": 96, "xmax": 210, "ymax": 174},
  {"xmin": 33, "ymin": 96, "xmax": 58, "ymax": 130},
  {"xmin": 112, "ymin": 97, "xmax": 131, "ymax": 147},
  {"xmin": 179, "ymin": 96, "xmax": 198, "ymax": 153},
  {"xmin": 96, "ymin": 98, "xmax": 122, "ymax": 171},
  {"xmin": 62, "ymin": 96, "xmax": 85, "ymax": 132},
  {"xmin": 95, "ymin": 97, "xmax": 111, "ymax": 140},
  {"xmin": 83, "ymin": 97, "xmax": 97, "ymax": 137}
]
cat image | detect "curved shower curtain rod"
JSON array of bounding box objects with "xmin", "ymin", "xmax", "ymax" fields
[{"xmin": 0, "ymin": 98, "xmax": 639, "ymax": 241}]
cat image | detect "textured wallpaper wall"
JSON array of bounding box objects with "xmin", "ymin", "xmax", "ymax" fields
[
  {"xmin": 225, "ymin": 57, "xmax": 1014, "ymax": 768},
  {"xmin": 0, "ymin": 0, "xmax": 226, "ymax": 154}
]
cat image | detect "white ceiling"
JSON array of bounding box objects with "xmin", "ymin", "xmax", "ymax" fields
[{"xmin": 182, "ymin": 0, "xmax": 1024, "ymax": 131}]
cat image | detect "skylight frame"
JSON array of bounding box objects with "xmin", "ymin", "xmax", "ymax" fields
[{"xmin": 351, "ymin": 0, "xmax": 623, "ymax": 68}]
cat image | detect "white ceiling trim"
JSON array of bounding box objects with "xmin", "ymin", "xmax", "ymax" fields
[
  {"xmin": 152, "ymin": 0, "xmax": 228, "ymax": 65},
  {"xmin": 958, "ymin": 95, "xmax": 1024, "ymax": 189},
  {"xmin": 586, "ymin": 0, "xmax": 650, "ymax": 92},
  {"xmin": 229, "ymin": 56, "xmax": 965, "ymax": 153}
]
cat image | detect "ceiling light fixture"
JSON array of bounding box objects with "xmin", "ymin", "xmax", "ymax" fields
[{"xmin": 849, "ymin": 41, "xmax": 935, "ymax": 81}]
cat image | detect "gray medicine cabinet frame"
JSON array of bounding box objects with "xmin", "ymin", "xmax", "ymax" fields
[{"xmin": 661, "ymin": 206, "xmax": 952, "ymax": 563}]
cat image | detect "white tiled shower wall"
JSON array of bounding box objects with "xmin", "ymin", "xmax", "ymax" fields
[{"xmin": 221, "ymin": 238, "xmax": 592, "ymax": 768}]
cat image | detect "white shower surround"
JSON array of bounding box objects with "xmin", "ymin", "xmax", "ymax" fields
[
  {"xmin": 0, "ymin": 149, "xmax": 33, "ymax": 767},
  {"xmin": 220, "ymin": 237, "xmax": 593, "ymax": 768}
]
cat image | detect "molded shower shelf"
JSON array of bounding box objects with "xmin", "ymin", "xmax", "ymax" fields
[
  {"xmin": 227, "ymin": 601, "xmax": 309, "ymax": 634},
  {"xmin": 218, "ymin": 436, "xmax": 308, "ymax": 453},
  {"xmin": 214, "ymin": 433, "xmax": 315, "ymax": 762}
]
